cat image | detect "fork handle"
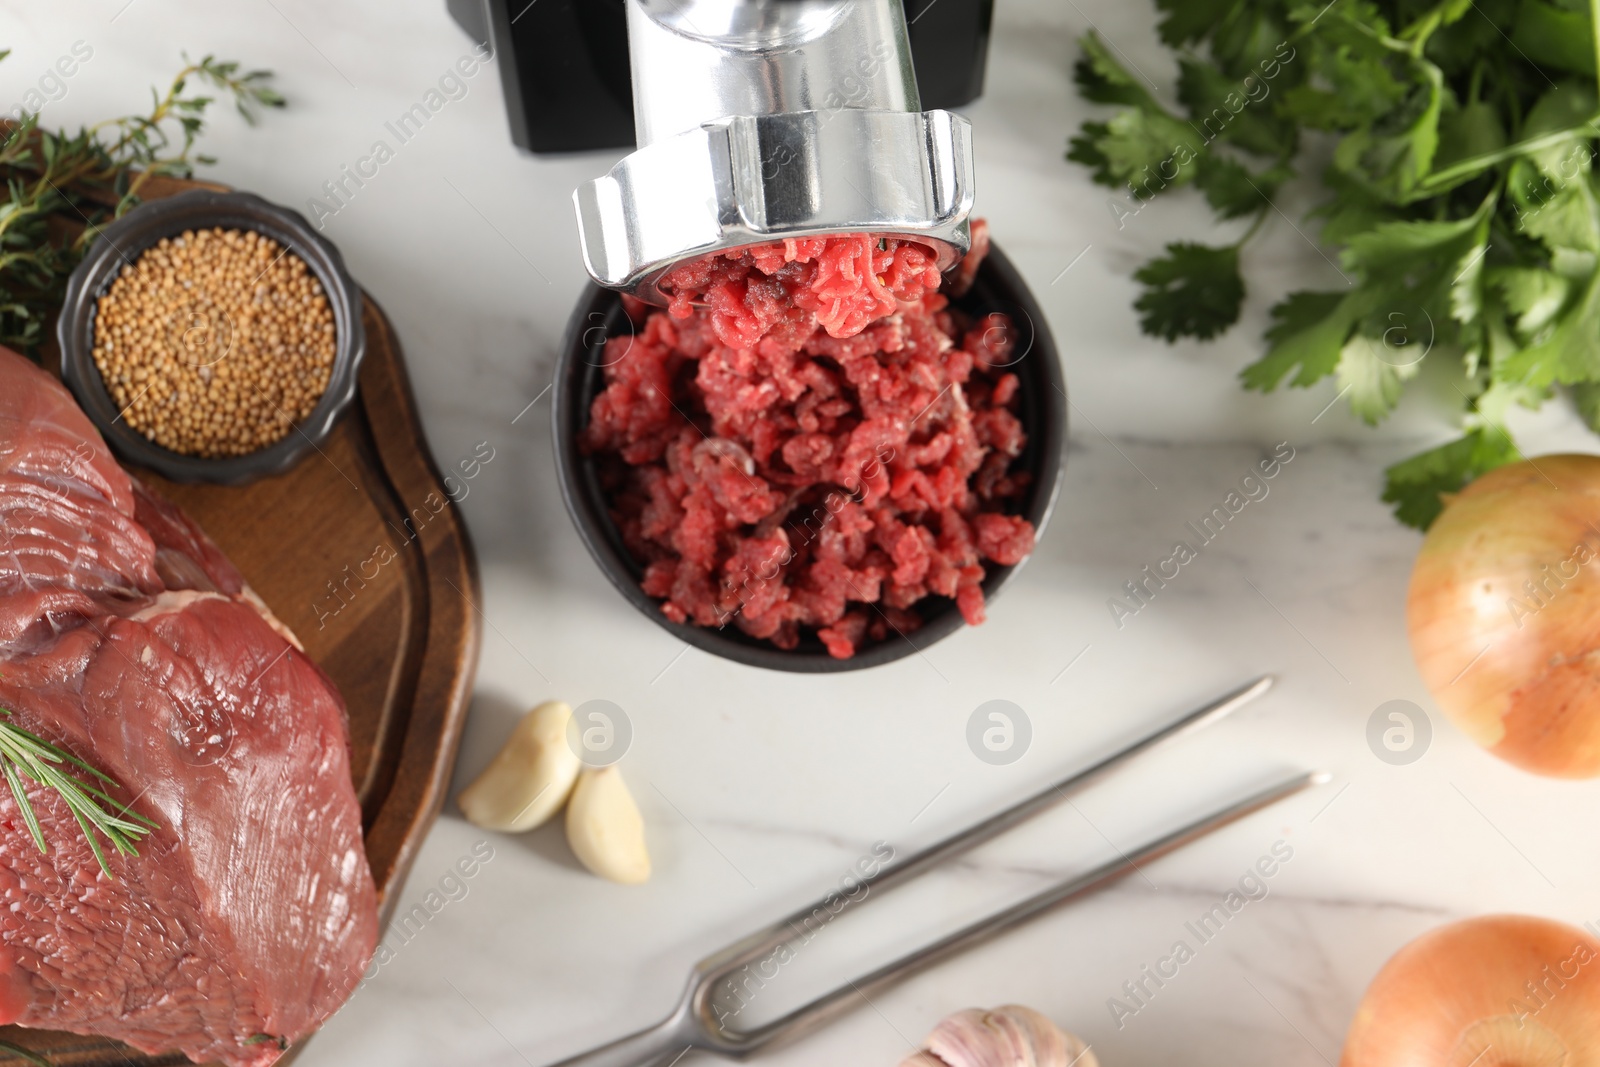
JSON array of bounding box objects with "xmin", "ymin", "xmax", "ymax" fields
[{"xmin": 543, "ymin": 1015, "xmax": 698, "ymax": 1067}]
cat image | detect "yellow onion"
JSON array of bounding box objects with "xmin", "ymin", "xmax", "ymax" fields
[
  {"xmin": 898, "ymin": 1005, "xmax": 1096, "ymax": 1067},
  {"xmin": 1408, "ymin": 455, "xmax": 1600, "ymax": 777},
  {"xmin": 1342, "ymin": 914, "xmax": 1600, "ymax": 1066}
]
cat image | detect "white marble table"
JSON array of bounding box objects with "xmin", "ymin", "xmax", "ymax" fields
[{"xmin": 8, "ymin": 2, "xmax": 1599, "ymax": 1064}]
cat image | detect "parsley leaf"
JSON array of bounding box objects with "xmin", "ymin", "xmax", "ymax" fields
[
  {"xmin": 1067, "ymin": 121, "xmax": 1120, "ymax": 188},
  {"xmin": 1331, "ymin": 61, "xmax": 1445, "ymax": 202},
  {"xmin": 1088, "ymin": 109, "xmax": 1204, "ymax": 192},
  {"xmin": 1382, "ymin": 428, "xmax": 1520, "ymax": 529},
  {"xmin": 1196, "ymin": 155, "xmax": 1292, "ymax": 217},
  {"xmin": 1509, "ymin": 1, "xmax": 1597, "ymax": 78},
  {"xmin": 1336, "ymin": 332, "xmax": 1422, "ymax": 423},
  {"xmin": 1133, "ymin": 242, "xmax": 1245, "ymax": 341},
  {"xmin": 1155, "ymin": 0, "xmax": 1241, "ymax": 47},
  {"xmin": 1282, "ymin": 12, "xmax": 1409, "ymax": 130},
  {"xmin": 1493, "ymin": 265, "xmax": 1569, "ymax": 338},
  {"xmin": 1312, "ymin": 171, "xmax": 1404, "ymax": 245},
  {"xmin": 1520, "ymin": 83, "xmax": 1600, "ymax": 173},
  {"xmin": 1210, "ymin": 4, "xmax": 1295, "ymax": 74},
  {"xmin": 1067, "ymin": 36, "xmax": 1204, "ymax": 196},
  {"xmin": 1340, "ymin": 198, "xmax": 1493, "ymax": 282},
  {"xmin": 1573, "ymin": 381, "xmax": 1600, "ymax": 431},
  {"xmin": 1434, "ymin": 102, "xmax": 1508, "ymax": 173},
  {"xmin": 1496, "ymin": 269, "xmax": 1600, "ymax": 386},
  {"xmin": 1074, "ymin": 32, "xmax": 1156, "ymax": 108},
  {"xmin": 1178, "ymin": 59, "xmax": 1299, "ymax": 157},
  {"xmin": 1510, "ymin": 163, "xmax": 1600, "ymax": 254},
  {"xmin": 1241, "ymin": 291, "xmax": 1360, "ymax": 391}
]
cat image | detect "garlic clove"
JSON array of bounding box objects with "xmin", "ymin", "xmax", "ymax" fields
[
  {"xmin": 991, "ymin": 1005, "xmax": 1096, "ymax": 1067},
  {"xmin": 565, "ymin": 765, "xmax": 651, "ymax": 884},
  {"xmin": 906, "ymin": 1005, "xmax": 1096, "ymax": 1067},
  {"xmin": 458, "ymin": 700, "xmax": 581, "ymax": 832}
]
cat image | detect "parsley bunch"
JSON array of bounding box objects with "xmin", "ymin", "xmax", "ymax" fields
[
  {"xmin": 0, "ymin": 52, "xmax": 282, "ymax": 355},
  {"xmin": 1071, "ymin": 0, "xmax": 1600, "ymax": 528}
]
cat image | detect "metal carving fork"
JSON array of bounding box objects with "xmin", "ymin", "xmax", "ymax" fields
[{"xmin": 545, "ymin": 676, "xmax": 1324, "ymax": 1067}]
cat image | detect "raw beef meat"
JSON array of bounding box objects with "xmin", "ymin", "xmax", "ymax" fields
[{"xmin": 0, "ymin": 347, "xmax": 376, "ymax": 1066}]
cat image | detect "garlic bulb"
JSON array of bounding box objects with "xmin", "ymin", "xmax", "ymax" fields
[
  {"xmin": 899, "ymin": 1005, "xmax": 1097, "ymax": 1067},
  {"xmin": 1342, "ymin": 914, "xmax": 1600, "ymax": 1067}
]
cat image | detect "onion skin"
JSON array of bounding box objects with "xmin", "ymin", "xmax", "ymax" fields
[
  {"xmin": 1342, "ymin": 915, "xmax": 1600, "ymax": 1067},
  {"xmin": 1408, "ymin": 455, "xmax": 1600, "ymax": 777}
]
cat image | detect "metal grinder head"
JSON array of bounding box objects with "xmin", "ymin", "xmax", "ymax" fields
[{"xmin": 572, "ymin": 0, "xmax": 975, "ymax": 305}]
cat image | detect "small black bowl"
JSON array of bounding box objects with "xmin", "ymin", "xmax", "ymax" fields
[
  {"xmin": 57, "ymin": 189, "xmax": 367, "ymax": 485},
  {"xmin": 553, "ymin": 241, "xmax": 1067, "ymax": 672}
]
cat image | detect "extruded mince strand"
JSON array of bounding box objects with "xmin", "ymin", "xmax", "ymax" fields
[{"xmin": 582, "ymin": 221, "xmax": 1036, "ymax": 659}]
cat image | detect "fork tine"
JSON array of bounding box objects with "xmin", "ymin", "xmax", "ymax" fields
[
  {"xmin": 694, "ymin": 675, "xmax": 1274, "ymax": 981},
  {"xmin": 732, "ymin": 769, "xmax": 1328, "ymax": 1053}
]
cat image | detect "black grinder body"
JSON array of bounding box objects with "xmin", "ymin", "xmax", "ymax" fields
[{"xmin": 467, "ymin": 0, "xmax": 995, "ymax": 154}]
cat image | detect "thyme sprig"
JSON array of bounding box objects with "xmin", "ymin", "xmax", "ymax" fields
[
  {"xmin": 0, "ymin": 51, "xmax": 282, "ymax": 353},
  {"xmin": 0, "ymin": 708, "xmax": 158, "ymax": 877}
]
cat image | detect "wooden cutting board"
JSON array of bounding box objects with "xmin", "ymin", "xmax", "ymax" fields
[{"xmin": 0, "ymin": 176, "xmax": 482, "ymax": 1066}]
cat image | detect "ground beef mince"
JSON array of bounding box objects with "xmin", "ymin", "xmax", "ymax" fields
[{"xmin": 583, "ymin": 222, "xmax": 1036, "ymax": 659}]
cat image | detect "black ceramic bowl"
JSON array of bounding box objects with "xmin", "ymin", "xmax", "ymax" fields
[
  {"xmin": 553, "ymin": 241, "xmax": 1067, "ymax": 672},
  {"xmin": 57, "ymin": 189, "xmax": 367, "ymax": 485}
]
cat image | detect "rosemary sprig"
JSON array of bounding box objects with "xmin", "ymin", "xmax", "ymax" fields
[
  {"xmin": 0, "ymin": 51, "xmax": 282, "ymax": 353},
  {"xmin": 0, "ymin": 708, "xmax": 158, "ymax": 877}
]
